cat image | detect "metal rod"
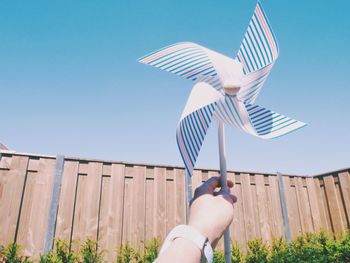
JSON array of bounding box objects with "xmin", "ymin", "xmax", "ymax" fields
[
  {"xmin": 218, "ymin": 121, "xmax": 231, "ymax": 263},
  {"xmin": 185, "ymin": 170, "xmax": 193, "ymax": 224},
  {"xmin": 277, "ymin": 172, "xmax": 292, "ymax": 244},
  {"xmin": 44, "ymin": 154, "xmax": 65, "ymax": 252}
]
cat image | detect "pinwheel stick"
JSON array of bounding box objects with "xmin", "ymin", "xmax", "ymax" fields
[{"xmin": 218, "ymin": 121, "xmax": 231, "ymax": 263}]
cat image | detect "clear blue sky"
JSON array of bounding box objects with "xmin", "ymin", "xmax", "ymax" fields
[{"xmin": 1, "ymin": 0, "xmax": 349, "ymax": 175}]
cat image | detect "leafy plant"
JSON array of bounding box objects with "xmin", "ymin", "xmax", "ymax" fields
[
  {"xmin": 117, "ymin": 243, "xmax": 139, "ymax": 263},
  {"xmin": 79, "ymin": 239, "xmax": 104, "ymax": 263},
  {"xmin": 337, "ymin": 230, "xmax": 350, "ymax": 262},
  {"xmin": 213, "ymin": 250, "xmax": 225, "ymax": 263},
  {"xmin": 0, "ymin": 243, "xmax": 32, "ymax": 263},
  {"xmin": 245, "ymin": 238, "xmax": 268, "ymax": 263},
  {"xmin": 2, "ymin": 231, "xmax": 350, "ymax": 262},
  {"xmin": 231, "ymin": 243, "xmax": 243, "ymax": 263},
  {"xmin": 139, "ymin": 238, "xmax": 159, "ymax": 263},
  {"xmin": 39, "ymin": 240, "xmax": 78, "ymax": 263}
]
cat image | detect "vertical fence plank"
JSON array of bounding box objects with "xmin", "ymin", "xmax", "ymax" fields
[
  {"xmin": 323, "ymin": 175, "xmax": 345, "ymax": 233},
  {"xmin": 334, "ymin": 182, "xmax": 348, "ymax": 229},
  {"xmin": 295, "ymin": 177, "xmax": 313, "ymax": 233},
  {"xmin": 131, "ymin": 166, "xmax": 146, "ymax": 247},
  {"xmin": 0, "ymin": 155, "xmax": 29, "ymax": 245},
  {"xmin": 233, "ymin": 176, "xmax": 246, "ymax": 250},
  {"xmin": 154, "ymin": 167, "xmax": 166, "ymax": 240},
  {"xmin": 122, "ymin": 172, "xmax": 133, "ymax": 244},
  {"xmin": 251, "ymin": 182, "xmax": 261, "ymax": 239},
  {"xmin": 166, "ymin": 169, "xmax": 176, "ymax": 234},
  {"xmin": 286, "ymin": 177, "xmax": 303, "ymax": 238},
  {"xmin": 314, "ymin": 178, "xmax": 331, "ymax": 231},
  {"xmin": 145, "ymin": 168, "xmax": 155, "ymax": 241},
  {"xmin": 72, "ymin": 162, "xmax": 102, "ymax": 249},
  {"xmin": 16, "ymin": 158, "xmax": 55, "ymax": 257},
  {"xmin": 338, "ymin": 171, "xmax": 350, "ymax": 225},
  {"xmin": 306, "ymin": 177, "xmax": 322, "ymax": 232},
  {"xmin": 55, "ymin": 161, "xmax": 79, "ymax": 242},
  {"xmin": 320, "ymin": 180, "xmax": 333, "ymax": 232},
  {"xmin": 241, "ymin": 173, "xmax": 255, "ymax": 242},
  {"xmin": 98, "ymin": 164, "xmax": 125, "ymax": 262},
  {"xmin": 295, "ymin": 177, "xmax": 307, "ymax": 233},
  {"xmin": 268, "ymin": 175, "xmax": 284, "ymax": 238},
  {"xmin": 255, "ymin": 174, "xmax": 271, "ymax": 242}
]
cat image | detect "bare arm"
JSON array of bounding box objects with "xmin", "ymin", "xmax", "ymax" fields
[{"xmin": 155, "ymin": 177, "xmax": 237, "ymax": 263}]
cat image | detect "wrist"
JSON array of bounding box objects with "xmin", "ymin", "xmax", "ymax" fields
[
  {"xmin": 187, "ymin": 222, "xmax": 215, "ymax": 246},
  {"xmin": 158, "ymin": 225, "xmax": 213, "ymax": 263}
]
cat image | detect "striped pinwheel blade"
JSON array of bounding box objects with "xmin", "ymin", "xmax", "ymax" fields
[
  {"xmin": 245, "ymin": 103, "xmax": 307, "ymax": 139},
  {"xmin": 213, "ymin": 95, "xmax": 257, "ymax": 136},
  {"xmin": 213, "ymin": 95, "xmax": 306, "ymax": 139},
  {"xmin": 138, "ymin": 42, "xmax": 244, "ymax": 91},
  {"xmin": 177, "ymin": 82, "xmax": 223, "ymax": 176},
  {"xmin": 138, "ymin": 42, "xmax": 222, "ymax": 89},
  {"xmin": 236, "ymin": 1, "xmax": 279, "ymax": 104}
]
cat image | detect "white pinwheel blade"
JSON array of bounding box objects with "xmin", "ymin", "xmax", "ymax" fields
[
  {"xmin": 214, "ymin": 95, "xmax": 257, "ymax": 136},
  {"xmin": 246, "ymin": 103, "xmax": 306, "ymax": 139},
  {"xmin": 213, "ymin": 95, "xmax": 306, "ymax": 139},
  {"xmin": 177, "ymin": 82, "xmax": 222, "ymax": 176},
  {"xmin": 138, "ymin": 42, "xmax": 243, "ymax": 91},
  {"xmin": 138, "ymin": 42, "xmax": 222, "ymax": 89},
  {"xmin": 236, "ymin": 2, "xmax": 279, "ymax": 104}
]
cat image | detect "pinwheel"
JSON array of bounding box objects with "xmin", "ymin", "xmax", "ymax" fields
[{"xmin": 138, "ymin": 2, "xmax": 306, "ymax": 262}]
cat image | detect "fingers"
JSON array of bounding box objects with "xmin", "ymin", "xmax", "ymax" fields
[
  {"xmin": 214, "ymin": 190, "xmax": 237, "ymax": 205},
  {"xmin": 192, "ymin": 176, "xmax": 235, "ymax": 202},
  {"xmin": 198, "ymin": 177, "xmax": 234, "ymax": 194}
]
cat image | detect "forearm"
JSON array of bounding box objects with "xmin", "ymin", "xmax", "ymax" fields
[{"xmin": 155, "ymin": 237, "xmax": 202, "ymax": 263}]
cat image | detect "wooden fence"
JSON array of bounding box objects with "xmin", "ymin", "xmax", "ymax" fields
[{"xmin": 0, "ymin": 150, "xmax": 349, "ymax": 260}]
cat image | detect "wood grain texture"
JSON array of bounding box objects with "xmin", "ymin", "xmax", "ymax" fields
[
  {"xmin": 71, "ymin": 162, "xmax": 102, "ymax": 250},
  {"xmin": 154, "ymin": 167, "xmax": 166, "ymax": 240},
  {"xmin": 98, "ymin": 164, "xmax": 125, "ymax": 262},
  {"xmin": 0, "ymin": 156, "xmax": 29, "ymax": 245},
  {"xmin": 306, "ymin": 177, "xmax": 322, "ymax": 232},
  {"xmin": 16, "ymin": 158, "xmax": 55, "ymax": 258},
  {"xmin": 1, "ymin": 152, "xmax": 350, "ymax": 258},
  {"xmin": 55, "ymin": 161, "xmax": 79, "ymax": 242},
  {"xmin": 241, "ymin": 173, "xmax": 256, "ymax": 241},
  {"xmin": 338, "ymin": 171, "xmax": 350, "ymax": 226},
  {"xmin": 323, "ymin": 175, "xmax": 345, "ymax": 233},
  {"xmin": 255, "ymin": 174, "xmax": 271, "ymax": 242}
]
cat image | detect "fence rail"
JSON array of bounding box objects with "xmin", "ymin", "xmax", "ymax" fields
[{"xmin": 0, "ymin": 150, "xmax": 349, "ymax": 260}]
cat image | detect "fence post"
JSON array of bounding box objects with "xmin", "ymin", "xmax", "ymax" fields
[
  {"xmin": 44, "ymin": 155, "xmax": 65, "ymax": 253},
  {"xmin": 277, "ymin": 172, "xmax": 292, "ymax": 244},
  {"xmin": 185, "ymin": 171, "xmax": 192, "ymax": 223}
]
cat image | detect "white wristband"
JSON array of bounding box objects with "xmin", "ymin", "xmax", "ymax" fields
[{"xmin": 159, "ymin": 225, "xmax": 213, "ymax": 263}]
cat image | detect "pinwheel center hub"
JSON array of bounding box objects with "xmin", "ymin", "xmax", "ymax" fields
[{"xmin": 223, "ymin": 83, "xmax": 241, "ymax": 96}]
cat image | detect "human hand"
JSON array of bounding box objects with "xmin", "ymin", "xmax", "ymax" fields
[{"xmin": 188, "ymin": 176, "xmax": 237, "ymax": 248}]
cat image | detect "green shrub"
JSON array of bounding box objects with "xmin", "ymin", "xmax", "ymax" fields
[
  {"xmin": 245, "ymin": 238, "xmax": 268, "ymax": 263},
  {"xmin": 0, "ymin": 243, "xmax": 32, "ymax": 263},
  {"xmin": 139, "ymin": 238, "xmax": 159, "ymax": 263},
  {"xmin": 337, "ymin": 231, "xmax": 350, "ymax": 262},
  {"xmin": 117, "ymin": 242, "xmax": 139, "ymax": 263},
  {"xmin": 2, "ymin": 231, "xmax": 350, "ymax": 262},
  {"xmin": 288, "ymin": 233, "xmax": 328, "ymax": 263},
  {"xmin": 231, "ymin": 243, "xmax": 243, "ymax": 263},
  {"xmin": 79, "ymin": 239, "xmax": 104, "ymax": 263},
  {"xmin": 213, "ymin": 250, "xmax": 225, "ymax": 263},
  {"xmin": 39, "ymin": 240, "xmax": 78, "ymax": 263}
]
